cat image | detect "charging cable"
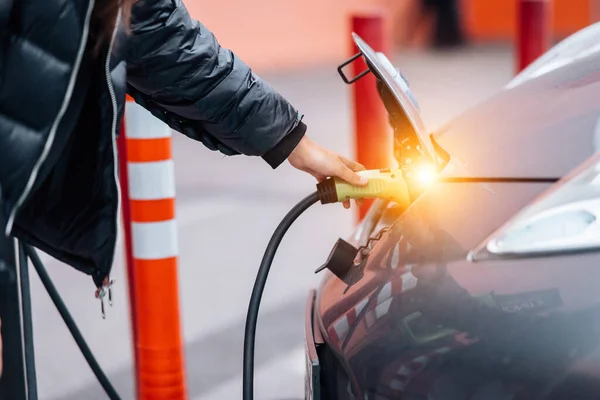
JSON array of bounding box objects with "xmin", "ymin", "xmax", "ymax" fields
[
  {"xmin": 242, "ymin": 192, "xmax": 320, "ymax": 400},
  {"xmin": 242, "ymin": 168, "xmax": 414, "ymax": 400}
]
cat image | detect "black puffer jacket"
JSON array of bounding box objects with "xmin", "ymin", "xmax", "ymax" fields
[{"xmin": 0, "ymin": 0, "xmax": 306, "ymax": 288}]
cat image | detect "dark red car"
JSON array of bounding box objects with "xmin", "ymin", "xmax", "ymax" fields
[{"xmin": 305, "ymin": 26, "xmax": 600, "ymax": 400}]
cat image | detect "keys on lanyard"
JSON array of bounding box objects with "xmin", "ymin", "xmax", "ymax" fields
[{"xmin": 96, "ymin": 278, "xmax": 115, "ymax": 319}]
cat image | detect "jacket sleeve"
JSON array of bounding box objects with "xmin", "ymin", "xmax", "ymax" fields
[{"xmin": 125, "ymin": 0, "xmax": 306, "ymax": 168}]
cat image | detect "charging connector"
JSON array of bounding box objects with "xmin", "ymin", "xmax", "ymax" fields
[{"xmin": 317, "ymin": 168, "xmax": 412, "ymax": 206}]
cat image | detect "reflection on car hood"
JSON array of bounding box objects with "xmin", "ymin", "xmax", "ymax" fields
[
  {"xmin": 433, "ymin": 48, "xmax": 600, "ymax": 180},
  {"xmin": 318, "ymin": 179, "xmax": 600, "ymax": 399}
]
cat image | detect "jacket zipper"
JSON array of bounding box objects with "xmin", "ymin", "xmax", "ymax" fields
[
  {"xmin": 4, "ymin": 0, "xmax": 96, "ymax": 236},
  {"xmin": 103, "ymin": 9, "xmax": 123, "ymax": 287}
]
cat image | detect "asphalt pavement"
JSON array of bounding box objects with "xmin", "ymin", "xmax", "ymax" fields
[{"xmin": 22, "ymin": 44, "xmax": 514, "ymax": 400}]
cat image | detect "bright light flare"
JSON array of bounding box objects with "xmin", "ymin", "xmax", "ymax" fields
[{"xmin": 414, "ymin": 164, "xmax": 438, "ymax": 186}]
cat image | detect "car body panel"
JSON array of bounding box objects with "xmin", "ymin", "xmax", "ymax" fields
[
  {"xmin": 310, "ymin": 24, "xmax": 600, "ymax": 400},
  {"xmin": 318, "ymin": 178, "xmax": 600, "ymax": 399}
]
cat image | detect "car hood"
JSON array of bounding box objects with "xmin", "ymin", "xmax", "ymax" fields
[{"xmin": 433, "ymin": 47, "xmax": 600, "ymax": 179}]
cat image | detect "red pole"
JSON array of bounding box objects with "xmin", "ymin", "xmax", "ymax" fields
[
  {"xmin": 592, "ymin": 0, "xmax": 600, "ymax": 23},
  {"xmin": 350, "ymin": 12, "xmax": 394, "ymax": 221},
  {"xmin": 516, "ymin": 0, "xmax": 552, "ymax": 72},
  {"xmin": 117, "ymin": 116, "xmax": 139, "ymax": 395}
]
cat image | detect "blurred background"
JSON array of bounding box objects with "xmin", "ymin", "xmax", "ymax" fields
[
  {"xmin": 187, "ymin": 0, "xmax": 593, "ymax": 72},
  {"xmin": 20, "ymin": 1, "xmax": 600, "ymax": 400}
]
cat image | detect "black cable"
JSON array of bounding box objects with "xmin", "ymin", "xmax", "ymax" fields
[
  {"xmin": 243, "ymin": 192, "xmax": 320, "ymax": 400},
  {"xmin": 440, "ymin": 177, "xmax": 559, "ymax": 183},
  {"xmin": 18, "ymin": 241, "xmax": 38, "ymax": 399},
  {"xmin": 23, "ymin": 245, "xmax": 121, "ymax": 400}
]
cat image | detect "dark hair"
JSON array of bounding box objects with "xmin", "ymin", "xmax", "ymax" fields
[{"xmin": 91, "ymin": 0, "xmax": 135, "ymax": 55}]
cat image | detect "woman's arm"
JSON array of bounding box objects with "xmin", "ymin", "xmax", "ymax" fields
[{"xmin": 126, "ymin": 0, "xmax": 304, "ymax": 168}]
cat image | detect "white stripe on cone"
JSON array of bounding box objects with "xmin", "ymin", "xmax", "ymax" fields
[
  {"xmin": 332, "ymin": 316, "xmax": 349, "ymax": 342},
  {"xmin": 132, "ymin": 220, "xmax": 178, "ymax": 259},
  {"xmin": 377, "ymin": 282, "xmax": 392, "ymax": 304},
  {"xmin": 125, "ymin": 102, "xmax": 172, "ymax": 139},
  {"xmin": 401, "ymin": 270, "xmax": 418, "ymax": 291},
  {"xmin": 328, "ymin": 295, "xmax": 370, "ymax": 346},
  {"xmin": 355, "ymin": 297, "xmax": 368, "ymax": 315},
  {"xmin": 375, "ymin": 297, "xmax": 392, "ymax": 319},
  {"xmin": 363, "ymin": 268, "xmax": 419, "ymax": 325},
  {"xmin": 128, "ymin": 160, "xmax": 176, "ymax": 200}
]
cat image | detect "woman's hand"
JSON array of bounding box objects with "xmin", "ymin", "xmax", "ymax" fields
[{"xmin": 288, "ymin": 136, "xmax": 368, "ymax": 208}]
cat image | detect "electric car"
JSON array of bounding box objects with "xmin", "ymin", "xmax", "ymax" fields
[{"xmin": 305, "ymin": 23, "xmax": 600, "ymax": 400}]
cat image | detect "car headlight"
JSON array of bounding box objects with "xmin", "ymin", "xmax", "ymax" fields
[{"xmin": 469, "ymin": 154, "xmax": 600, "ymax": 260}]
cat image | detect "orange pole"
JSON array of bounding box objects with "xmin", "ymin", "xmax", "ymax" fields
[{"xmin": 122, "ymin": 97, "xmax": 188, "ymax": 399}]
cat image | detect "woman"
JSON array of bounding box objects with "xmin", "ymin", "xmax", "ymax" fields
[
  {"xmin": 394, "ymin": 0, "xmax": 464, "ymax": 49},
  {"xmin": 425, "ymin": 0, "xmax": 465, "ymax": 49},
  {"xmin": 0, "ymin": 0, "xmax": 367, "ymax": 297}
]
